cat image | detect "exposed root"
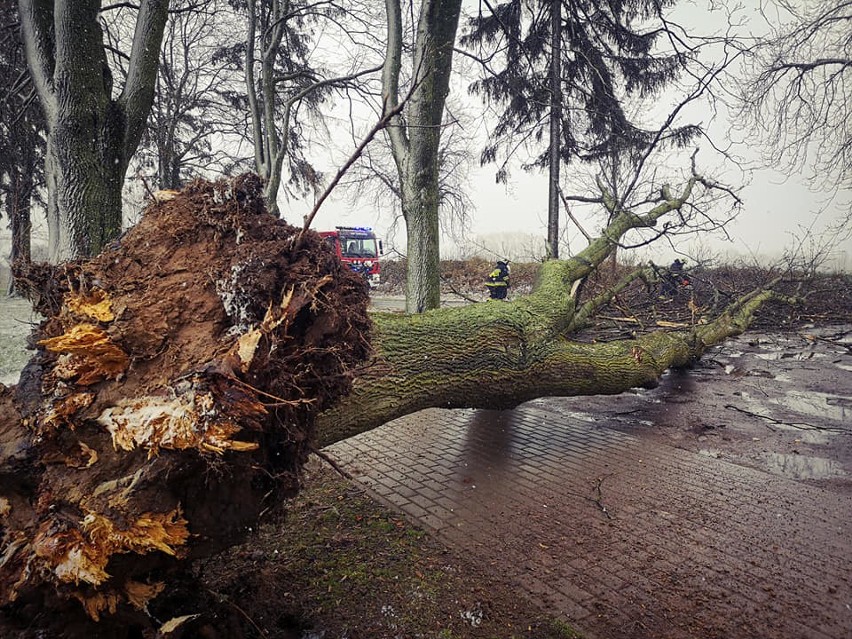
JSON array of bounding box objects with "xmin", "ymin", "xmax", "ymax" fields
[{"xmin": 1, "ymin": 175, "xmax": 372, "ymax": 635}]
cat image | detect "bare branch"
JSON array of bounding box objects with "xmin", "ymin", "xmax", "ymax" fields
[{"xmin": 298, "ymin": 85, "xmax": 414, "ymax": 241}]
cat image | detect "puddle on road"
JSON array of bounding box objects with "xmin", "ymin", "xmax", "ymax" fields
[
  {"xmin": 524, "ymin": 400, "xmax": 601, "ymax": 425},
  {"xmin": 762, "ymin": 452, "xmax": 846, "ymax": 480},
  {"xmin": 773, "ymin": 391, "xmax": 852, "ymax": 423},
  {"xmin": 754, "ymin": 350, "xmax": 826, "ymax": 361}
]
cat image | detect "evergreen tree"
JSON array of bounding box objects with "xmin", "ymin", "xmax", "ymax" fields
[{"xmin": 462, "ymin": 0, "xmax": 701, "ymax": 256}]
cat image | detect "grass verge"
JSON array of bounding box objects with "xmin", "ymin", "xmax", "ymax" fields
[{"xmin": 198, "ymin": 458, "xmax": 583, "ymax": 639}]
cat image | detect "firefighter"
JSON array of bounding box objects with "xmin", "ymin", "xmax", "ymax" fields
[
  {"xmin": 485, "ymin": 260, "xmax": 510, "ymax": 300},
  {"xmin": 661, "ymin": 259, "xmax": 688, "ymax": 297}
]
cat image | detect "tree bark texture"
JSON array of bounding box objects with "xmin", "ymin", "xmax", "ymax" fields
[
  {"xmin": 314, "ymin": 177, "xmax": 777, "ymax": 444},
  {"xmin": 316, "ymin": 266, "xmax": 774, "ymax": 446},
  {"xmin": 18, "ymin": 0, "xmax": 169, "ymax": 261},
  {"xmin": 7, "ymin": 165, "xmax": 35, "ymax": 269}
]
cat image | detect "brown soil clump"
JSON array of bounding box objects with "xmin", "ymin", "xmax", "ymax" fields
[{"xmin": 1, "ymin": 176, "xmax": 370, "ymax": 637}]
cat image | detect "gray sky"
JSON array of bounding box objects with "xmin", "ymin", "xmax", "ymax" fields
[
  {"xmin": 295, "ymin": 154, "xmax": 850, "ymax": 269},
  {"xmin": 293, "ymin": 0, "xmax": 851, "ymax": 270},
  {"xmin": 2, "ymin": 0, "xmax": 849, "ymax": 271}
]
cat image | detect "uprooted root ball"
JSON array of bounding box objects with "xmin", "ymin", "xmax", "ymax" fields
[{"xmin": 1, "ymin": 175, "xmax": 371, "ymax": 636}]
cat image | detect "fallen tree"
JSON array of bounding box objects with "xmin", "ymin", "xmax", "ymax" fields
[
  {"xmin": 1, "ymin": 174, "xmax": 783, "ymax": 636},
  {"xmin": 316, "ymin": 179, "xmax": 784, "ymax": 445}
]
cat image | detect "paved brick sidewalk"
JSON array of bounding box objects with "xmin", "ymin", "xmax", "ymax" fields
[{"xmin": 325, "ymin": 333, "xmax": 852, "ymax": 638}]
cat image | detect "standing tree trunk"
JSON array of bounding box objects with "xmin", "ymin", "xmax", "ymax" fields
[
  {"xmin": 383, "ymin": 0, "xmax": 463, "ymax": 313},
  {"xmin": 245, "ymin": 0, "xmax": 287, "ymax": 217},
  {"xmin": 243, "ymin": 0, "xmax": 379, "ymax": 218},
  {"xmin": 546, "ymin": 0, "xmax": 562, "ymax": 259},
  {"xmin": 18, "ymin": 0, "xmax": 170, "ymax": 261}
]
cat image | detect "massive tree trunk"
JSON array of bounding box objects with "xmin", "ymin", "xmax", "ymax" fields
[
  {"xmin": 314, "ymin": 177, "xmax": 777, "ymax": 444},
  {"xmin": 18, "ymin": 0, "xmax": 169, "ymax": 261},
  {"xmin": 383, "ymin": 0, "xmax": 463, "ymax": 313},
  {"xmin": 316, "ymin": 287, "xmax": 772, "ymax": 445},
  {"xmin": 245, "ymin": 0, "xmax": 287, "ymax": 216}
]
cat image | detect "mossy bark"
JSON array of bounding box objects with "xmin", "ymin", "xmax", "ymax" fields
[
  {"xmin": 316, "ymin": 181, "xmax": 776, "ymax": 446},
  {"xmin": 316, "ymin": 281, "xmax": 774, "ymax": 446}
]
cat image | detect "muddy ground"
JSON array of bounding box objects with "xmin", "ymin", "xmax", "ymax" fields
[{"xmin": 559, "ymin": 325, "xmax": 852, "ymax": 484}]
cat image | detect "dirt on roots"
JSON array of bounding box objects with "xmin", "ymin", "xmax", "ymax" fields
[{"xmin": 0, "ymin": 175, "xmax": 371, "ymax": 638}]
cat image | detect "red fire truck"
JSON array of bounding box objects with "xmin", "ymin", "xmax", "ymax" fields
[{"xmin": 319, "ymin": 226, "xmax": 383, "ymax": 287}]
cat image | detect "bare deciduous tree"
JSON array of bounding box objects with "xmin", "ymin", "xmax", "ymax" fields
[
  {"xmin": 737, "ymin": 0, "xmax": 851, "ymax": 193},
  {"xmin": 383, "ymin": 0, "xmax": 464, "ymax": 313},
  {"xmin": 136, "ymin": 0, "xmax": 247, "ymax": 190},
  {"xmin": 18, "ymin": 0, "xmax": 170, "ymax": 260},
  {"xmin": 238, "ymin": 0, "xmax": 384, "ymax": 216}
]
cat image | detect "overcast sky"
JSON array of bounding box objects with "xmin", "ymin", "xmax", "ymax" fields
[{"xmin": 292, "ymin": 0, "xmax": 851, "ymax": 270}]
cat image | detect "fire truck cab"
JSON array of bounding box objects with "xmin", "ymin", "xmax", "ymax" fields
[{"xmin": 319, "ymin": 226, "xmax": 383, "ymax": 287}]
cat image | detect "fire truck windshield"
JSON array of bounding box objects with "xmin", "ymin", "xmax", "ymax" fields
[{"xmin": 340, "ymin": 237, "xmax": 377, "ymax": 258}]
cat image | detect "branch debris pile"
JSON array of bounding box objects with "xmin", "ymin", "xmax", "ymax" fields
[{"xmin": 0, "ymin": 175, "xmax": 370, "ymax": 633}]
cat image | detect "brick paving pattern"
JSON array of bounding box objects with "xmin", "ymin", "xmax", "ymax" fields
[{"xmin": 326, "ymin": 382, "xmax": 852, "ymax": 638}]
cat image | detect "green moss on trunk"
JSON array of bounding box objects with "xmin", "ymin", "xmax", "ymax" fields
[
  {"xmin": 316, "ymin": 178, "xmax": 774, "ymax": 447},
  {"xmin": 316, "ymin": 282, "xmax": 776, "ymax": 446}
]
